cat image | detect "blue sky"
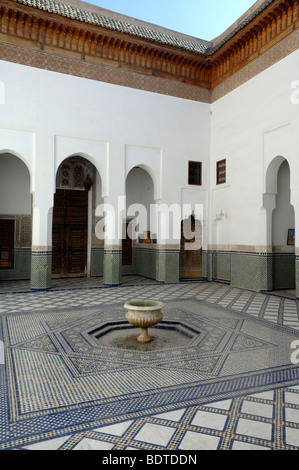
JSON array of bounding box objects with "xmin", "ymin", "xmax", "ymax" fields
[{"xmin": 86, "ymin": 0, "xmax": 256, "ymax": 40}]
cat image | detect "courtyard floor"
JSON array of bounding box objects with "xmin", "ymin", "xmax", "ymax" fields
[{"xmin": 0, "ymin": 276, "xmax": 299, "ymax": 451}]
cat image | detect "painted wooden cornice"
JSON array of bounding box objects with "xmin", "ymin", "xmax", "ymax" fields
[
  {"xmin": 0, "ymin": 0, "xmax": 298, "ymax": 90},
  {"xmin": 210, "ymin": 0, "xmax": 299, "ymax": 87}
]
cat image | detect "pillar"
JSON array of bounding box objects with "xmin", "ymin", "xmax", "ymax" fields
[
  {"xmin": 96, "ymin": 195, "xmax": 124, "ymax": 287},
  {"xmin": 155, "ymin": 202, "xmax": 180, "ymax": 284},
  {"xmin": 30, "ymin": 205, "xmax": 52, "ymax": 291},
  {"xmin": 103, "ymin": 244, "xmax": 122, "ymax": 287}
]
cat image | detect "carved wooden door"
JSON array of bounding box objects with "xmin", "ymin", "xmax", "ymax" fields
[
  {"xmin": 52, "ymin": 189, "xmax": 88, "ymax": 277},
  {"xmin": 180, "ymin": 217, "xmax": 202, "ymax": 279}
]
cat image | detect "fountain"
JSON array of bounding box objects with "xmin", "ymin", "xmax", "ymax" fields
[
  {"xmin": 124, "ymin": 300, "xmax": 164, "ymax": 343},
  {"xmin": 89, "ymin": 304, "xmax": 201, "ymax": 351}
]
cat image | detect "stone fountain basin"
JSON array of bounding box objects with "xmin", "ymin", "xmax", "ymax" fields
[
  {"xmin": 124, "ymin": 300, "xmax": 164, "ymax": 343},
  {"xmin": 124, "ymin": 300, "xmax": 164, "ymax": 309}
]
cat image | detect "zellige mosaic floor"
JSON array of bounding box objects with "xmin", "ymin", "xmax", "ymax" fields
[{"xmin": 0, "ymin": 277, "xmax": 299, "ymax": 450}]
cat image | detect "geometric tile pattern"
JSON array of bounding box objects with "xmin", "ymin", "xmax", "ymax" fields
[
  {"xmin": 0, "ymin": 279, "xmax": 298, "ymax": 330},
  {"xmin": 0, "ymin": 278, "xmax": 299, "ymax": 450},
  {"xmin": 30, "ymin": 252, "xmax": 52, "ymax": 291},
  {"xmin": 4, "ymin": 303, "xmax": 293, "ymax": 420},
  {"xmin": 20, "ymin": 386, "xmax": 299, "ymax": 451}
]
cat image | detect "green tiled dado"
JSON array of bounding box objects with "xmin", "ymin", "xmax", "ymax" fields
[
  {"xmin": 93, "ymin": 247, "xmax": 180, "ymax": 283},
  {"xmin": 121, "ymin": 248, "xmax": 180, "ymax": 283},
  {"xmin": 206, "ymin": 251, "xmax": 231, "ymax": 283},
  {"xmin": 272, "ymin": 253, "xmax": 295, "ymax": 290},
  {"xmin": 213, "ymin": 252, "xmax": 231, "ymax": 283},
  {"xmin": 30, "ymin": 251, "xmax": 52, "ymax": 290},
  {"xmin": 206, "ymin": 251, "xmax": 231, "ymax": 282},
  {"xmin": 0, "ymin": 249, "xmax": 31, "ymax": 281},
  {"xmin": 204, "ymin": 250, "xmax": 279, "ymax": 292},
  {"xmin": 90, "ymin": 248, "xmax": 104, "ymax": 277},
  {"xmin": 231, "ymin": 252, "xmax": 273, "ymax": 292},
  {"xmin": 103, "ymin": 250, "xmax": 122, "ymax": 286},
  {"xmin": 201, "ymin": 251, "xmax": 209, "ymax": 281},
  {"xmin": 136, "ymin": 248, "xmax": 156, "ymax": 279},
  {"xmin": 156, "ymin": 250, "xmax": 180, "ymax": 284}
]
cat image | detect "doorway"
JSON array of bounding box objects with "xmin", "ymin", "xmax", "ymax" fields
[
  {"xmin": 52, "ymin": 189, "xmax": 88, "ymax": 278},
  {"xmin": 122, "ymin": 222, "xmax": 133, "ymax": 266},
  {"xmin": 271, "ymin": 159, "xmax": 295, "ymax": 290},
  {"xmin": 180, "ymin": 216, "xmax": 202, "ymax": 279},
  {"xmin": 0, "ymin": 220, "xmax": 15, "ymax": 269}
]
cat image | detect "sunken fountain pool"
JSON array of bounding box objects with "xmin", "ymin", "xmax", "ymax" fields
[{"xmin": 88, "ymin": 300, "xmax": 200, "ymax": 352}]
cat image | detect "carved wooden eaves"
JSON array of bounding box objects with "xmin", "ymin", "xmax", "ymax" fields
[{"xmin": 0, "ymin": 0, "xmax": 298, "ymax": 90}]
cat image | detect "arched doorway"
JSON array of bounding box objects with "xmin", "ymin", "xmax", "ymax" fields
[
  {"xmin": 180, "ymin": 215, "xmax": 202, "ymax": 279},
  {"xmin": 124, "ymin": 166, "xmax": 156, "ymax": 278},
  {"xmin": 271, "ymin": 159, "xmax": 295, "ymax": 290},
  {"xmin": 53, "ymin": 156, "xmax": 97, "ymax": 278},
  {"xmin": 0, "ymin": 153, "xmax": 31, "ymax": 279}
]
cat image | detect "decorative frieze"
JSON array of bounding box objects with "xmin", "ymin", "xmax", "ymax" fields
[
  {"xmin": 210, "ymin": 0, "xmax": 299, "ymax": 88},
  {"xmin": 0, "ymin": 0, "xmax": 298, "ymax": 100},
  {"xmin": 0, "ymin": 0, "xmax": 211, "ymax": 88}
]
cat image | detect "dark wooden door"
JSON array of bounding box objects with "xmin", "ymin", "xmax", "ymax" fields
[
  {"xmin": 180, "ymin": 217, "xmax": 202, "ymax": 279},
  {"xmin": 52, "ymin": 189, "xmax": 88, "ymax": 278},
  {"xmin": 122, "ymin": 223, "xmax": 132, "ymax": 266},
  {"xmin": 0, "ymin": 220, "xmax": 14, "ymax": 269}
]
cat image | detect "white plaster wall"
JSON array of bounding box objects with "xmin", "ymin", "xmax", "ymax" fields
[
  {"xmin": 211, "ymin": 49, "xmax": 299, "ymax": 249},
  {"xmin": 0, "ymin": 60, "xmax": 210, "ymax": 246},
  {"xmin": 1, "ymin": 49, "xmax": 299, "ymax": 252}
]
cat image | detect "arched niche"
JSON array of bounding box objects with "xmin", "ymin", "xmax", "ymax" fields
[
  {"xmin": 264, "ymin": 157, "xmax": 295, "ymax": 291},
  {"xmin": 126, "ymin": 166, "xmax": 155, "ymax": 234},
  {"xmin": 126, "ymin": 161, "xmax": 160, "ymax": 203},
  {"xmin": 272, "ymin": 160, "xmax": 294, "ymax": 248},
  {"xmin": 0, "ymin": 152, "xmax": 32, "ymax": 276},
  {"xmin": 0, "ymin": 152, "xmax": 31, "ymax": 215},
  {"xmin": 123, "ymin": 166, "xmax": 156, "ymax": 277},
  {"xmin": 53, "ymin": 155, "xmax": 103, "ymax": 279}
]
